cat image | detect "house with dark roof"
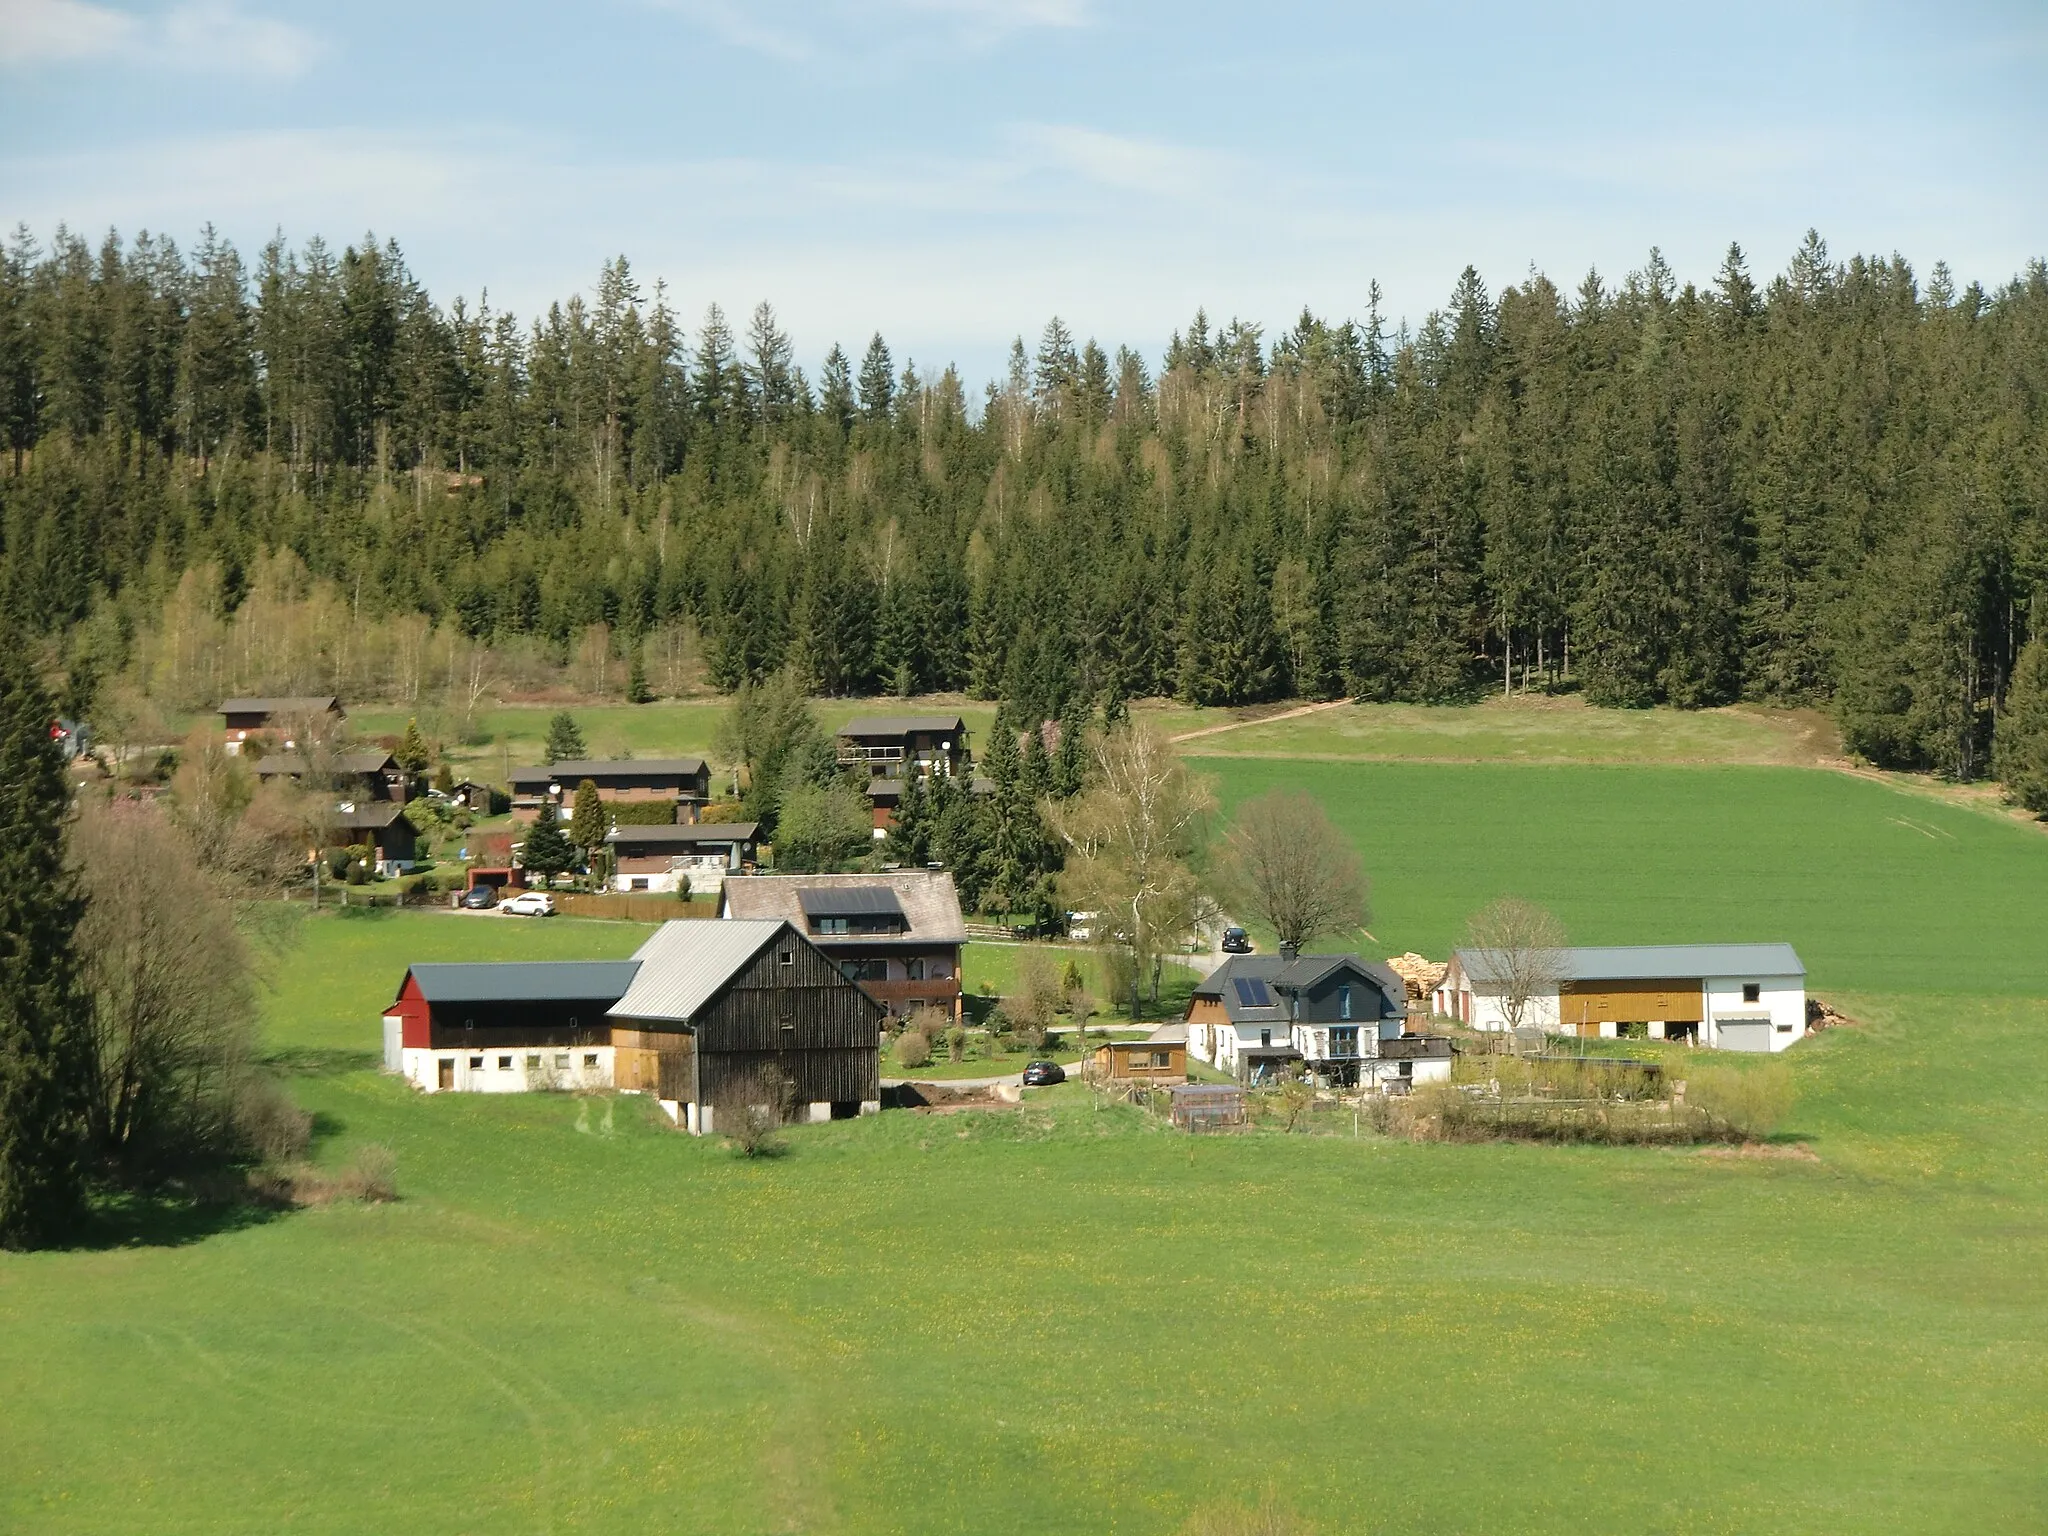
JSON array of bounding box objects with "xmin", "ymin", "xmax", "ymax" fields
[
  {"xmin": 506, "ymin": 758, "xmax": 712, "ymax": 822},
  {"xmin": 256, "ymin": 749, "xmax": 410, "ymax": 801},
  {"xmin": 383, "ymin": 920, "xmax": 884, "ymax": 1127},
  {"xmin": 1435, "ymin": 943, "xmax": 1807, "ymax": 1051},
  {"xmin": 835, "ymin": 714, "xmax": 971, "ymax": 832},
  {"xmin": 383, "ymin": 960, "xmax": 642, "ymax": 1092},
  {"xmin": 606, "ymin": 822, "xmax": 758, "ymax": 894},
  {"xmin": 718, "ymin": 871, "xmax": 967, "ymax": 1021},
  {"xmin": 1186, "ymin": 946, "xmax": 1410, "ymax": 1085},
  {"xmin": 327, "ymin": 799, "xmax": 420, "ymax": 875},
  {"xmin": 218, "ymin": 696, "xmax": 345, "ymax": 753}
]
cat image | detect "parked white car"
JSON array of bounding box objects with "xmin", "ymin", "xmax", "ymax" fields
[{"xmin": 500, "ymin": 890, "xmax": 557, "ymax": 918}]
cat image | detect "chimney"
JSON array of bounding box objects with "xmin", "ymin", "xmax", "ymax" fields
[{"xmin": 1279, "ymin": 940, "xmax": 1300, "ymax": 962}]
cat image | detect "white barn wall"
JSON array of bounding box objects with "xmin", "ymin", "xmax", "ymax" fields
[{"xmin": 401, "ymin": 1045, "xmax": 616, "ymax": 1093}]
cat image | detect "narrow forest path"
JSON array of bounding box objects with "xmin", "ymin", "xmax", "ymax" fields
[{"xmin": 1169, "ymin": 697, "xmax": 1355, "ymax": 744}]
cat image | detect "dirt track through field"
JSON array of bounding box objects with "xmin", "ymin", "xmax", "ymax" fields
[{"xmin": 1168, "ymin": 698, "xmax": 1354, "ymax": 743}]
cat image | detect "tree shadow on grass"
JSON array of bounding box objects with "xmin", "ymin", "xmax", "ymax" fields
[
  {"xmin": 263, "ymin": 1046, "xmax": 380, "ymax": 1078},
  {"xmin": 67, "ymin": 1184, "xmax": 288, "ymax": 1251}
]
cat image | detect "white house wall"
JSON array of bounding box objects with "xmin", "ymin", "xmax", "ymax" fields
[
  {"xmin": 401, "ymin": 1045, "xmax": 617, "ymax": 1093},
  {"xmin": 1703, "ymin": 976, "xmax": 1805, "ymax": 1051}
]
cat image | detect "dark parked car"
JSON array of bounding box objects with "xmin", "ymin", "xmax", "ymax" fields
[
  {"xmin": 461, "ymin": 884, "xmax": 499, "ymax": 910},
  {"xmin": 1221, "ymin": 926, "xmax": 1252, "ymax": 953},
  {"xmin": 1021, "ymin": 1060, "xmax": 1066, "ymax": 1086}
]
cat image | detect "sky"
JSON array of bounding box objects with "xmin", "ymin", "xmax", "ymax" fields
[{"xmin": 3, "ymin": 0, "xmax": 2045, "ymax": 388}]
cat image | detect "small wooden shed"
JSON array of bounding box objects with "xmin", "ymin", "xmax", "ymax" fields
[{"xmin": 1091, "ymin": 1025, "xmax": 1188, "ymax": 1084}]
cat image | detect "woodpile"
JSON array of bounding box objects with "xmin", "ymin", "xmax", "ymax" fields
[
  {"xmin": 1386, "ymin": 952, "xmax": 1448, "ymax": 1002},
  {"xmin": 1805, "ymin": 997, "xmax": 1859, "ymax": 1031}
]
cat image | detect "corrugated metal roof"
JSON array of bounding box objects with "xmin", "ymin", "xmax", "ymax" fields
[
  {"xmin": 605, "ymin": 822, "xmax": 757, "ymax": 845},
  {"xmin": 1453, "ymin": 943, "xmax": 1806, "ymax": 984},
  {"xmin": 607, "ymin": 920, "xmax": 788, "ymax": 1023},
  {"xmin": 407, "ymin": 960, "xmax": 641, "ymax": 1004},
  {"xmin": 837, "ymin": 715, "xmax": 966, "ymax": 738}
]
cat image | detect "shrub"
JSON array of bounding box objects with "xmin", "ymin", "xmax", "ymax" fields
[
  {"xmin": 236, "ymin": 1077, "xmax": 312, "ymax": 1165},
  {"xmin": 726, "ymin": 1104, "xmax": 786, "ymax": 1159},
  {"xmin": 946, "ymin": 1025, "xmax": 967, "ymax": 1062},
  {"xmin": 894, "ymin": 1030, "xmax": 932, "ymax": 1069},
  {"xmin": 337, "ymin": 1144, "xmax": 399, "ymax": 1202},
  {"xmin": 1689, "ymin": 1062, "xmax": 1795, "ymax": 1139},
  {"xmin": 610, "ymin": 798, "xmax": 680, "ymax": 826}
]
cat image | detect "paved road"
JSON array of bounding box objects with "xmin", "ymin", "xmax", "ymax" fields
[{"xmin": 881, "ymin": 1072, "xmax": 1033, "ymax": 1089}]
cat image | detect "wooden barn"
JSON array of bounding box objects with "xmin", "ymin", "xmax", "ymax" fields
[
  {"xmin": 383, "ymin": 960, "xmax": 642, "ymax": 1093},
  {"xmin": 608, "ymin": 919, "xmax": 885, "ymax": 1134}
]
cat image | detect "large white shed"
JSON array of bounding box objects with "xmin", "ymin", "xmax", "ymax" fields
[{"xmin": 1434, "ymin": 943, "xmax": 1807, "ymax": 1052}]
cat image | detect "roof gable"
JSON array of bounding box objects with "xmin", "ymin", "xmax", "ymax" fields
[
  {"xmin": 607, "ymin": 919, "xmax": 789, "ymax": 1022},
  {"xmin": 836, "ymin": 715, "xmax": 966, "ymax": 738},
  {"xmin": 508, "ymin": 759, "xmax": 709, "ymax": 787}
]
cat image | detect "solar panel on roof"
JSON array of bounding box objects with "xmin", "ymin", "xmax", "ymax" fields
[
  {"xmin": 796, "ymin": 886, "xmax": 907, "ymax": 919},
  {"xmin": 1233, "ymin": 976, "xmax": 1272, "ymax": 1007}
]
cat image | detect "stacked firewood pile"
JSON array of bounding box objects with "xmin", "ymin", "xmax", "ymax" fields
[{"xmin": 1385, "ymin": 952, "xmax": 1448, "ymax": 1002}]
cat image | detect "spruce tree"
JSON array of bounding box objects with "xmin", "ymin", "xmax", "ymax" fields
[
  {"xmin": 626, "ymin": 649, "xmax": 652, "ymax": 704},
  {"xmin": 569, "ymin": 779, "xmax": 608, "ymax": 861},
  {"xmin": 543, "ymin": 711, "xmax": 586, "ymax": 765},
  {"xmin": 1994, "ymin": 635, "xmax": 2048, "ymax": 814},
  {"xmin": 521, "ymin": 802, "xmax": 578, "ymax": 885},
  {"xmin": 395, "ymin": 718, "xmax": 431, "ymax": 777},
  {"xmin": 0, "ymin": 642, "xmax": 88, "ymax": 1248}
]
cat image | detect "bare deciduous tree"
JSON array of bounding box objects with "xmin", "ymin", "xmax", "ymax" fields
[
  {"xmin": 1047, "ymin": 722, "xmax": 1214, "ymax": 1015},
  {"xmin": 69, "ymin": 800, "xmax": 266, "ymax": 1173},
  {"xmin": 1214, "ymin": 789, "xmax": 1368, "ymax": 953},
  {"xmin": 1462, "ymin": 897, "xmax": 1569, "ymax": 1040}
]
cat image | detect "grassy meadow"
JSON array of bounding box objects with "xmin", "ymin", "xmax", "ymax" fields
[{"xmin": 7, "ymin": 710, "xmax": 2048, "ymax": 1533}]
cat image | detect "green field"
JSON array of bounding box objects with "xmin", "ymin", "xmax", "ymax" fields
[
  {"xmin": 7, "ymin": 735, "xmax": 2048, "ymax": 1533},
  {"xmin": 1179, "ymin": 695, "xmax": 1836, "ymax": 765}
]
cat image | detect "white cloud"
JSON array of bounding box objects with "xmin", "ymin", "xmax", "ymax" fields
[
  {"xmin": 642, "ymin": 0, "xmax": 1091, "ymax": 62},
  {"xmin": 0, "ymin": 0, "xmax": 319, "ymax": 75},
  {"xmin": 0, "ymin": 0, "xmax": 135, "ymax": 63}
]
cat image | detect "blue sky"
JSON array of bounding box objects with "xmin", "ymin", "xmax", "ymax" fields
[{"xmin": 3, "ymin": 0, "xmax": 2045, "ymax": 387}]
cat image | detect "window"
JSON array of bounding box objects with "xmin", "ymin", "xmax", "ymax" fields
[
  {"xmin": 1339, "ymin": 985, "xmax": 1353, "ymax": 1021},
  {"xmin": 905, "ymin": 956, "xmax": 926, "ymax": 981},
  {"xmin": 1742, "ymin": 983, "xmax": 1762, "ymax": 1004},
  {"xmin": 1233, "ymin": 977, "xmax": 1273, "ymax": 1007},
  {"xmin": 1330, "ymin": 1027, "xmax": 1358, "ymax": 1058},
  {"xmin": 498, "ymin": 1056, "xmax": 513, "ymax": 1070},
  {"xmin": 780, "ymin": 950, "xmax": 794, "ymax": 967},
  {"xmin": 630, "ymin": 877, "xmax": 648, "ymax": 892},
  {"xmin": 554, "ymin": 1054, "xmax": 570, "ymax": 1071},
  {"xmin": 468, "ymin": 1056, "xmax": 484, "ymax": 1070},
  {"xmin": 1151, "ymin": 1051, "xmax": 1171, "ymax": 1068},
  {"xmin": 526, "ymin": 1054, "xmax": 541, "ymax": 1070},
  {"xmin": 841, "ymin": 958, "xmax": 889, "ymax": 982},
  {"xmin": 1260, "ymin": 1029, "xmax": 1272, "ymax": 1047},
  {"xmin": 583, "ymin": 1053, "xmax": 599, "ymax": 1068}
]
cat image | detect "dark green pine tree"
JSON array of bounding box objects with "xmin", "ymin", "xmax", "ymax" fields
[
  {"xmin": 1051, "ymin": 699, "xmax": 1088, "ymax": 798},
  {"xmin": 1020, "ymin": 721, "xmax": 1053, "ymax": 801},
  {"xmin": 885, "ymin": 771, "xmax": 931, "ymax": 865},
  {"xmin": 857, "ymin": 333, "xmax": 894, "ymax": 423},
  {"xmin": 521, "ymin": 802, "xmax": 579, "ymax": 885},
  {"xmin": 626, "ymin": 648, "xmax": 652, "ymax": 704},
  {"xmin": 543, "ymin": 711, "xmax": 586, "ymax": 764},
  {"xmin": 0, "ymin": 642, "xmax": 89, "ymax": 1249},
  {"xmin": 1994, "ymin": 634, "xmax": 2048, "ymax": 813}
]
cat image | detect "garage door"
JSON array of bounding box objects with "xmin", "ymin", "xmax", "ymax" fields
[
  {"xmin": 1716, "ymin": 1020, "xmax": 1773, "ymax": 1052},
  {"xmin": 1558, "ymin": 978, "xmax": 1704, "ymax": 1028}
]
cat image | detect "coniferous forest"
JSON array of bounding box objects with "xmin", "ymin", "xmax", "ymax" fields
[{"xmin": 2, "ymin": 224, "xmax": 2045, "ymax": 781}]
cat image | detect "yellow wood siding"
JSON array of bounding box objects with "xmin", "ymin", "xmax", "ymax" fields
[{"xmin": 1558, "ymin": 978, "xmax": 1703, "ymax": 1029}]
